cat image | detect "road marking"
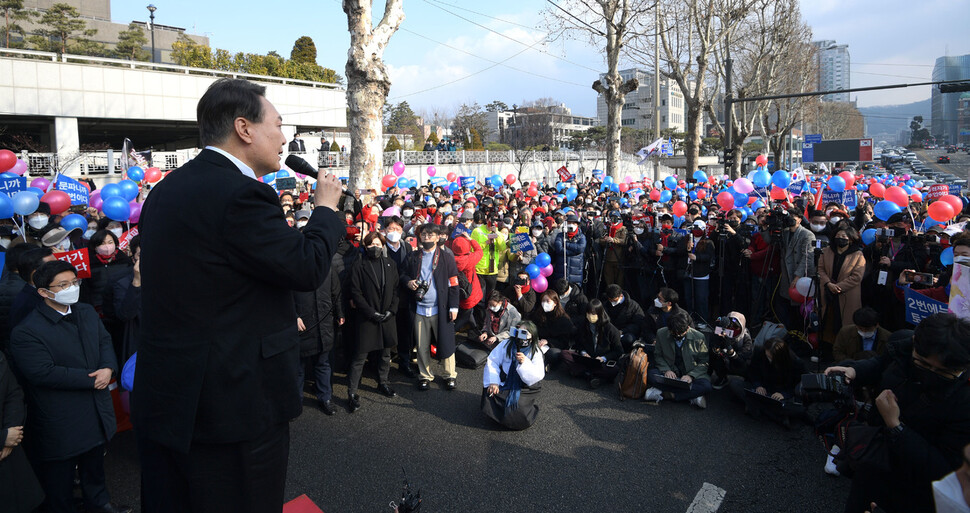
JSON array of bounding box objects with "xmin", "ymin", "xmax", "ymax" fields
[{"xmin": 685, "ymin": 482, "xmax": 726, "ymax": 513}]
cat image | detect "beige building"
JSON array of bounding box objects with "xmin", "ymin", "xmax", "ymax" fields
[
  {"xmin": 19, "ymin": 0, "xmax": 208, "ymax": 64},
  {"xmin": 596, "ymin": 68, "xmax": 686, "ymax": 133}
]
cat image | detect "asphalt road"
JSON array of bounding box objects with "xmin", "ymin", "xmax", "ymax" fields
[
  {"xmin": 103, "ymin": 362, "xmax": 851, "ymax": 513},
  {"xmin": 917, "ymin": 148, "xmax": 970, "ymax": 185}
]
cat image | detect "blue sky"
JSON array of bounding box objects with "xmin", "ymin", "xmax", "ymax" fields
[{"xmin": 115, "ymin": 0, "xmax": 967, "ymax": 118}]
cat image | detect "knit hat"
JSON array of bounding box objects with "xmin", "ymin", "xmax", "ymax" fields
[{"xmin": 451, "ymin": 236, "xmax": 471, "ymax": 255}]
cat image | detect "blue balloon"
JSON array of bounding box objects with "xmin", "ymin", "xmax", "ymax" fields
[
  {"xmin": 693, "ymin": 170, "xmax": 708, "ymax": 182},
  {"xmin": 0, "ymin": 172, "xmax": 17, "ymax": 179},
  {"xmin": 127, "ymin": 166, "xmax": 145, "ymax": 182},
  {"xmin": 739, "ymin": 211, "xmax": 748, "ymax": 222},
  {"xmin": 689, "ymin": 191, "xmax": 698, "ymax": 200},
  {"xmin": 60, "ymin": 213, "xmax": 86, "ymax": 232},
  {"xmin": 102, "ymin": 196, "xmax": 131, "ymax": 221},
  {"xmin": 752, "ymin": 171, "xmax": 771, "ymax": 188},
  {"xmin": 861, "ymin": 228, "xmax": 876, "ymax": 245},
  {"xmin": 556, "ymin": 182, "xmax": 566, "ymax": 192},
  {"xmin": 659, "ymin": 190, "xmax": 672, "ymax": 203},
  {"xmin": 565, "ymin": 187, "xmax": 578, "ymax": 202},
  {"xmin": 261, "ymin": 172, "xmax": 276, "ymax": 183},
  {"xmin": 526, "ymin": 264, "xmax": 541, "ymax": 279},
  {"xmin": 118, "ymin": 179, "xmax": 139, "ymax": 201},
  {"xmin": 857, "ymin": 184, "xmax": 868, "ymax": 192},
  {"xmin": 101, "ymin": 183, "xmax": 123, "ymax": 199},
  {"xmin": 673, "ymin": 215, "xmax": 684, "ymax": 228},
  {"xmin": 701, "ymin": 206, "xmax": 708, "ymax": 216},
  {"xmin": 664, "ymin": 176, "xmax": 678, "ymax": 190},
  {"xmin": 828, "ymin": 176, "xmax": 846, "ymax": 192},
  {"xmin": 903, "ymin": 185, "xmax": 914, "ymax": 194},
  {"xmin": 620, "ymin": 198, "xmax": 629, "ymax": 207},
  {"xmin": 733, "ymin": 191, "xmax": 748, "ymax": 208},
  {"xmin": 395, "ymin": 177, "xmax": 408, "ymax": 188},
  {"xmin": 941, "ymin": 246, "xmax": 954, "ymax": 266},
  {"xmin": 653, "ymin": 181, "xmax": 662, "ymax": 189},
  {"xmin": 771, "ymin": 170, "xmax": 791, "ymax": 189},
  {"xmin": 12, "ymin": 190, "xmax": 39, "ymax": 216},
  {"xmin": 536, "ymin": 252, "xmax": 551, "ymax": 268},
  {"xmin": 752, "ymin": 200, "xmax": 765, "ymax": 210},
  {"xmin": 448, "ymin": 183, "xmax": 459, "ymax": 194},
  {"xmin": 275, "ymin": 169, "xmax": 290, "ymax": 178},
  {"xmin": 0, "ymin": 193, "xmax": 12, "ymax": 219},
  {"xmin": 873, "ymin": 200, "xmax": 901, "ymax": 221},
  {"xmin": 25, "ymin": 187, "xmax": 43, "ymax": 198}
]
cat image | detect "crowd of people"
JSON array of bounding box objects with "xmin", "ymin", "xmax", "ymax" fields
[{"xmin": 2, "ymin": 137, "xmax": 970, "ymax": 511}]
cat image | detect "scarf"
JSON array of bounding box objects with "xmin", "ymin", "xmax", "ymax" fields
[
  {"xmin": 489, "ymin": 301, "xmax": 505, "ymax": 334},
  {"xmin": 500, "ymin": 344, "xmax": 533, "ymax": 411},
  {"xmin": 96, "ymin": 249, "xmax": 118, "ymax": 265}
]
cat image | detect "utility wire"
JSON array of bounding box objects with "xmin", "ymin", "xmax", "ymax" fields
[
  {"xmin": 426, "ymin": 0, "xmax": 538, "ymax": 31},
  {"xmin": 545, "ymin": 0, "xmax": 606, "ymax": 36}
]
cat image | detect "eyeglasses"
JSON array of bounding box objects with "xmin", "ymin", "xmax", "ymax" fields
[
  {"xmin": 912, "ymin": 354, "xmax": 964, "ymax": 380},
  {"xmin": 48, "ymin": 279, "xmax": 79, "ymax": 291}
]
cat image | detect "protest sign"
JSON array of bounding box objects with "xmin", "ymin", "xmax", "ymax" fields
[
  {"xmin": 904, "ymin": 287, "xmax": 948, "ymax": 325},
  {"xmin": 119, "ymin": 227, "xmax": 139, "ymax": 252},
  {"xmin": 459, "ymin": 176, "xmax": 476, "ymax": 188},
  {"xmin": 787, "ymin": 180, "xmax": 806, "ymax": 196},
  {"xmin": 54, "ymin": 175, "xmax": 90, "ymax": 206},
  {"xmin": 509, "ymin": 233, "xmax": 535, "ymax": 253},
  {"xmin": 556, "ymin": 166, "xmax": 572, "ymax": 182},
  {"xmin": 0, "ymin": 176, "xmax": 26, "ymax": 195},
  {"xmin": 54, "ymin": 248, "xmax": 92, "ymax": 279},
  {"xmin": 451, "ymin": 223, "xmax": 471, "ymax": 239},
  {"xmin": 927, "ymin": 184, "xmax": 949, "ymax": 201},
  {"xmin": 949, "ymin": 263, "xmax": 970, "ymax": 321}
]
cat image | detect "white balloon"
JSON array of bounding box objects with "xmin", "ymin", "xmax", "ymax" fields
[{"xmin": 795, "ymin": 277, "xmax": 816, "ymax": 297}]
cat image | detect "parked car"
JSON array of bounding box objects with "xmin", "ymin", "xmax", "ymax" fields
[{"xmin": 938, "ymin": 156, "xmax": 951, "ymax": 163}]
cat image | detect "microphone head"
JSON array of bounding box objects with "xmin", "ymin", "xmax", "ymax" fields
[{"xmin": 284, "ymin": 154, "xmax": 318, "ymax": 179}]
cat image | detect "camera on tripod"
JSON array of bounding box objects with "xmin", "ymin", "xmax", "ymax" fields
[
  {"xmin": 764, "ymin": 206, "xmax": 793, "ymax": 237},
  {"xmin": 414, "ymin": 280, "xmax": 431, "ymax": 300}
]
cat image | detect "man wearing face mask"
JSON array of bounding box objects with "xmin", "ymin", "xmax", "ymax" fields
[
  {"xmin": 293, "ymin": 210, "xmax": 311, "ymax": 230},
  {"xmin": 9, "ymin": 260, "xmax": 130, "ymax": 513},
  {"xmin": 825, "ymin": 313, "xmax": 970, "ymax": 513},
  {"xmin": 644, "ymin": 311, "xmax": 711, "ymax": 409},
  {"xmin": 550, "ymin": 214, "xmax": 586, "ymax": 287},
  {"xmin": 23, "ymin": 204, "xmax": 55, "ymax": 244},
  {"xmin": 603, "ymin": 284, "xmax": 646, "ymax": 352}
]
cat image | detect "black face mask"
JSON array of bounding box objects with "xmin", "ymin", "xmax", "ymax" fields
[
  {"xmin": 517, "ymin": 337, "xmax": 532, "ymax": 349},
  {"xmin": 366, "ymin": 246, "xmax": 383, "ymax": 259},
  {"xmin": 834, "ymin": 238, "xmax": 850, "ymax": 248},
  {"xmin": 915, "ymin": 365, "xmax": 962, "ymax": 394},
  {"xmin": 421, "ymin": 241, "xmax": 436, "ymax": 250},
  {"xmin": 728, "ymin": 220, "xmax": 740, "ymax": 229}
]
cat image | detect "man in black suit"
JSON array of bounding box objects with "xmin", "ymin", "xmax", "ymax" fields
[
  {"xmin": 288, "ymin": 135, "xmax": 305, "ymax": 153},
  {"xmin": 133, "ymin": 78, "xmax": 345, "ymax": 513}
]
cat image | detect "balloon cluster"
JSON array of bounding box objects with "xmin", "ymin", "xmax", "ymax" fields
[{"xmin": 525, "ymin": 252, "xmax": 554, "ymax": 292}]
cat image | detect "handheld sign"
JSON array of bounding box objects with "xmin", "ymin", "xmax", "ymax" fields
[
  {"xmin": 0, "ymin": 176, "xmax": 26, "ymax": 195},
  {"xmin": 54, "ymin": 248, "xmax": 92, "ymax": 279},
  {"xmin": 904, "ymin": 287, "xmax": 948, "ymax": 325},
  {"xmin": 556, "ymin": 166, "xmax": 572, "ymax": 182},
  {"xmin": 451, "ymin": 223, "xmax": 471, "ymax": 239},
  {"xmin": 54, "ymin": 175, "xmax": 90, "ymax": 206},
  {"xmin": 275, "ymin": 177, "xmax": 297, "ymax": 191},
  {"xmin": 927, "ymin": 184, "xmax": 949, "ymax": 201},
  {"xmin": 509, "ymin": 233, "xmax": 535, "ymax": 254},
  {"xmin": 949, "ymin": 263, "xmax": 970, "ymax": 321},
  {"xmin": 118, "ymin": 227, "xmax": 139, "ymax": 252}
]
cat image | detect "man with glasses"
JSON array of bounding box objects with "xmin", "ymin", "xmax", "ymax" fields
[
  {"xmin": 643, "ymin": 311, "xmax": 712, "ymax": 409},
  {"xmin": 825, "ymin": 313, "xmax": 970, "ymax": 513}
]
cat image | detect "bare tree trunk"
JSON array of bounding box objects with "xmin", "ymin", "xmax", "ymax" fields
[
  {"xmin": 683, "ymin": 101, "xmax": 702, "ymax": 177},
  {"xmin": 343, "ymin": 0, "xmax": 404, "ymax": 195}
]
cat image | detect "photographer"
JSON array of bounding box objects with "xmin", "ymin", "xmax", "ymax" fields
[
  {"xmin": 745, "ymin": 211, "xmax": 783, "ymax": 327},
  {"xmin": 709, "ymin": 312, "xmax": 754, "ymax": 389},
  {"xmin": 729, "ymin": 337, "xmax": 807, "ymax": 428},
  {"xmin": 895, "ymin": 235, "xmax": 970, "ymax": 306},
  {"xmin": 877, "ymin": 213, "xmax": 929, "ymax": 329},
  {"xmin": 824, "ymin": 313, "xmax": 970, "ymax": 513},
  {"xmin": 713, "ymin": 209, "xmax": 748, "ymax": 317}
]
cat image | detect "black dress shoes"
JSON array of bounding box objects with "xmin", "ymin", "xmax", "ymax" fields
[
  {"xmin": 377, "ymin": 384, "xmax": 397, "ymax": 397},
  {"xmin": 445, "ymin": 378, "xmax": 457, "ymax": 390},
  {"xmin": 417, "ymin": 380, "xmax": 430, "ymax": 391},
  {"xmin": 347, "ymin": 393, "xmax": 361, "ymax": 413},
  {"xmin": 318, "ymin": 400, "xmax": 336, "ymax": 415},
  {"xmin": 397, "ymin": 361, "xmax": 416, "ymax": 378}
]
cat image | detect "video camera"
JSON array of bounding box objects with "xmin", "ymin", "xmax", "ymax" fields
[
  {"xmin": 764, "ymin": 206, "xmax": 794, "ymax": 238},
  {"xmin": 801, "ymin": 371, "xmax": 853, "ymax": 408}
]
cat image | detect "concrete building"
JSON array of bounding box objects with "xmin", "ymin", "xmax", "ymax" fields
[
  {"xmin": 958, "ymin": 92, "xmax": 970, "ymax": 146},
  {"xmin": 19, "ymin": 0, "xmax": 208, "ymax": 64},
  {"xmin": 812, "ymin": 40, "xmax": 850, "ymax": 102},
  {"xmin": 486, "ymin": 104, "xmax": 598, "ymax": 149},
  {"xmin": 596, "ymin": 68, "xmax": 686, "ymax": 133},
  {"xmin": 931, "ymin": 54, "xmax": 970, "ymax": 144}
]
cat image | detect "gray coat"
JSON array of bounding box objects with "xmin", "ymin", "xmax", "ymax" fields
[{"xmin": 781, "ymin": 225, "xmax": 816, "ymax": 296}]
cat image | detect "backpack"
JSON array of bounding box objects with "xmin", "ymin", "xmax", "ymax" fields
[
  {"xmin": 456, "ymin": 271, "xmax": 473, "ymax": 300},
  {"xmin": 617, "ymin": 346, "xmax": 650, "ymax": 400}
]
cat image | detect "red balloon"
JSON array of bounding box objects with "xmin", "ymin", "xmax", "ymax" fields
[
  {"xmin": 910, "ymin": 192, "xmax": 923, "ymax": 203},
  {"xmin": 869, "ymin": 183, "xmax": 886, "ymax": 198},
  {"xmin": 716, "ymin": 191, "xmax": 735, "ymax": 211},
  {"xmin": 381, "ymin": 175, "xmax": 397, "ymax": 189},
  {"xmin": 770, "ymin": 186, "xmax": 788, "ymax": 201},
  {"xmin": 505, "ymin": 174, "xmax": 516, "ymax": 185},
  {"xmin": 941, "ymin": 194, "xmax": 963, "ymax": 216},
  {"xmin": 672, "ymin": 201, "xmax": 687, "ymax": 217},
  {"xmin": 696, "ymin": 189, "xmax": 707, "ymax": 200},
  {"xmin": 0, "ymin": 149, "xmax": 15, "ymax": 173},
  {"xmin": 618, "ymin": 183, "xmax": 629, "ymax": 193},
  {"xmin": 884, "ymin": 186, "xmax": 909, "ymax": 208},
  {"xmin": 788, "ymin": 282, "xmax": 806, "ymax": 303},
  {"xmin": 527, "ymin": 187, "xmax": 538, "ymax": 197},
  {"xmin": 649, "ymin": 189, "xmax": 661, "ymax": 201},
  {"xmin": 41, "ymin": 190, "xmax": 71, "ymax": 215},
  {"xmin": 928, "ymin": 201, "xmax": 955, "ymax": 222},
  {"xmin": 446, "ymin": 172, "xmax": 457, "ymax": 182},
  {"xmin": 145, "ymin": 167, "xmax": 162, "ymax": 183},
  {"xmin": 838, "ymin": 171, "xmax": 855, "ymax": 188},
  {"xmin": 755, "ymin": 154, "xmax": 768, "ymax": 166}
]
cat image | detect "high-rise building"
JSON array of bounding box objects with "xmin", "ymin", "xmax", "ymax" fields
[
  {"xmin": 595, "ymin": 68, "xmax": 686, "ymax": 133},
  {"xmin": 931, "ymin": 54, "xmax": 970, "ymax": 144},
  {"xmin": 812, "ymin": 40, "xmax": 850, "ymax": 102}
]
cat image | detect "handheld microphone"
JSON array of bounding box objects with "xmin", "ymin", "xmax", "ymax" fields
[{"xmin": 284, "ymin": 154, "xmax": 319, "ymax": 180}]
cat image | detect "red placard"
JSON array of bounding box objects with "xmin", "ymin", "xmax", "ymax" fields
[
  {"xmin": 54, "ymin": 248, "xmax": 92, "ymax": 279},
  {"xmin": 556, "ymin": 166, "xmax": 571, "ymax": 182},
  {"xmin": 927, "ymin": 184, "xmax": 949, "ymax": 201},
  {"xmin": 118, "ymin": 227, "xmax": 139, "ymax": 251}
]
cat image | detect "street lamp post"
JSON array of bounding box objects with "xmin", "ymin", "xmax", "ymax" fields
[{"xmin": 147, "ymin": 4, "xmax": 157, "ymax": 64}]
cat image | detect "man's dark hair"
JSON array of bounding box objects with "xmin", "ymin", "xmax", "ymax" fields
[
  {"xmin": 668, "ymin": 311, "xmax": 692, "ymax": 336},
  {"xmin": 18, "ymin": 247, "xmax": 53, "ymax": 285},
  {"xmin": 554, "ymin": 278, "xmax": 570, "ymax": 296},
  {"xmin": 416, "ymin": 223, "xmax": 440, "ymax": 238},
  {"xmin": 853, "ymin": 307, "xmax": 880, "ymax": 329},
  {"xmin": 4, "ymin": 243, "xmax": 35, "ymax": 277},
  {"xmin": 385, "ymin": 216, "xmax": 405, "ymax": 229},
  {"xmin": 914, "ymin": 313, "xmax": 970, "ymax": 368},
  {"xmin": 473, "ymin": 210, "xmax": 486, "ymax": 225},
  {"xmin": 197, "ymin": 78, "xmax": 267, "ymax": 147},
  {"xmin": 129, "ymin": 235, "xmax": 141, "ymax": 257},
  {"xmin": 33, "ymin": 260, "xmax": 76, "ymax": 291},
  {"xmin": 659, "ymin": 287, "xmax": 679, "ymax": 305},
  {"xmin": 605, "ymin": 284, "xmax": 622, "ymax": 301}
]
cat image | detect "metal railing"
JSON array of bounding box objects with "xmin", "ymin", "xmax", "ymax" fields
[
  {"xmin": 18, "ymin": 150, "xmax": 197, "ymax": 176},
  {"xmin": 380, "ymin": 150, "xmax": 618, "ymax": 167}
]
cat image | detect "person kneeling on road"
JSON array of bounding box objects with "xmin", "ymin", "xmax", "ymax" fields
[
  {"xmin": 481, "ymin": 321, "xmax": 544, "ymax": 430},
  {"xmin": 644, "ymin": 311, "xmax": 712, "ymax": 409}
]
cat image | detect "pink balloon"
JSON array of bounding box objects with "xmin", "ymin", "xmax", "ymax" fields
[
  {"xmin": 540, "ymin": 264, "xmax": 553, "ymax": 277},
  {"xmin": 10, "ymin": 159, "xmax": 27, "ymax": 176},
  {"xmin": 30, "ymin": 177, "xmax": 50, "ymax": 191},
  {"xmin": 733, "ymin": 177, "xmax": 754, "ymax": 194},
  {"xmin": 531, "ymin": 275, "xmax": 548, "ymax": 293},
  {"xmin": 427, "ymin": 165, "xmax": 436, "ymax": 177},
  {"xmin": 89, "ymin": 191, "xmax": 103, "ymax": 210},
  {"xmin": 129, "ymin": 201, "xmax": 142, "ymax": 224},
  {"xmin": 393, "ymin": 161, "xmax": 405, "ymax": 177},
  {"xmin": 624, "ymin": 175, "xmax": 633, "ymax": 184}
]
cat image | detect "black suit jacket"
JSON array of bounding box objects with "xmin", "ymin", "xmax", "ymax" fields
[{"xmin": 133, "ymin": 149, "xmax": 344, "ymax": 452}]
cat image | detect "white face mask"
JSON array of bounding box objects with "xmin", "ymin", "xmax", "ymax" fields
[
  {"xmin": 109, "ymin": 227, "xmax": 124, "ymax": 239},
  {"xmin": 28, "ymin": 215, "xmax": 48, "ymax": 229},
  {"xmin": 654, "ymin": 298, "xmax": 665, "ymax": 308},
  {"xmin": 56, "ymin": 240, "xmax": 71, "ymax": 252},
  {"xmin": 403, "ymin": 209, "xmax": 414, "ymax": 218},
  {"xmin": 610, "ymin": 296, "xmax": 623, "ymax": 306},
  {"xmin": 0, "ymin": 238, "xmax": 9, "ymax": 249},
  {"xmin": 385, "ymin": 231, "xmax": 402, "ymax": 243},
  {"xmin": 440, "ymin": 208, "xmax": 452, "ymax": 215},
  {"xmin": 47, "ymin": 284, "xmax": 80, "ymax": 306},
  {"xmin": 829, "ymin": 216, "xmax": 842, "ymax": 224},
  {"xmin": 541, "ymin": 301, "xmax": 555, "ymax": 313},
  {"xmin": 932, "ymin": 471, "xmax": 970, "ymax": 513},
  {"xmin": 532, "ymin": 229, "xmax": 543, "ymax": 237},
  {"xmin": 296, "ymin": 221, "xmax": 308, "ymax": 229},
  {"xmin": 810, "ymin": 223, "xmax": 826, "ymax": 232},
  {"xmin": 954, "ymin": 256, "xmax": 970, "ymax": 266},
  {"xmin": 490, "ymin": 304, "xmax": 502, "ymax": 313},
  {"xmin": 634, "ymin": 227, "xmax": 644, "ymax": 235},
  {"xmin": 566, "ymin": 224, "xmax": 578, "ymax": 232},
  {"xmin": 857, "ymin": 330, "xmax": 876, "ymax": 339},
  {"xmin": 83, "ymin": 229, "xmax": 96, "ymax": 239}
]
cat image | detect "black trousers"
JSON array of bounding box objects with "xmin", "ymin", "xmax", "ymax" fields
[
  {"xmin": 38, "ymin": 444, "xmax": 110, "ymax": 513},
  {"xmin": 348, "ymin": 347, "xmax": 391, "ymax": 395},
  {"xmin": 137, "ymin": 422, "xmax": 289, "ymax": 513}
]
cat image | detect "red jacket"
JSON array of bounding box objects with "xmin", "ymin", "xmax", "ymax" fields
[
  {"xmin": 748, "ymin": 232, "xmax": 781, "ymax": 277},
  {"xmin": 449, "ymin": 236, "xmax": 484, "ymax": 309}
]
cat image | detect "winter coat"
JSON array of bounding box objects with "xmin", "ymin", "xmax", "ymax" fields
[
  {"xmin": 80, "ymin": 251, "xmax": 131, "ymax": 318},
  {"xmin": 0, "ymin": 272, "xmax": 25, "ymax": 353},
  {"xmin": 819, "ymin": 246, "xmax": 866, "ymax": 328},
  {"xmin": 832, "ymin": 325, "xmax": 892, "ymax": 362},
  {"xmin": 484, "ymin": 300, "xmax": 521, "ymax": 343},
  {"xmin": 745, "ymin": 349, "xmax": 806, "ymax": 397},
  {"xmin": 643, "ymin": 304, "xmax": 690, "ymax": 345},
  {"xmin": 558, "ymin": 283, "xmax": 590, "ymax": 327},
  {"xmin": 551, "ymin": 230, "xmax": 586, "ymax": 285},
  {"xmin": 350, "ymin": 255, "xmax": 400, "ymax": 354},
  {"xmin": 529, "ymin": 310, "xmax": 575, "ymax": 350},
  {"xmin": 780, "ymin": 225, "xmax": 815, "ymax": 299},
  {"xmin": 472, "ymin": 226, "xmax": 507, "ymax": 276},
  {"xmin": 450, "ymin": 236, "xmax": 484, "ymax": 310},
  {"xmin": 0, "ymin": 353, "xmax": 44, "ymax": 512},
  {"xmin": 603, "ymin": 291, "xmax": 645, "ymax": 335},
  {"xmin": 294, "ymin": 266, "xmax": 342, "ymax": 358},
  {"xmin": 9, "ymin": 303, "xmax": 117, "ymax": 461},
  {"xmin": 111, "ymin": 269, "xmax": 141, "ymax": 362},
  {"xmin": 654, "ymin": 327, "xmax": 709, "ymax": 381},
  {"xmin": 501, "ymin": 281, "xmax": 536, "ymax": 317},
  {"xmin": 400, "ymin": 246, "xmax": 460, "ymax": 359},
  {"xmin": 574, "ymin": 318, "xmax": 623, "ymax": 362}
]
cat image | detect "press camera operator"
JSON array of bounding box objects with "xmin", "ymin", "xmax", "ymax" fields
[
  {"xmin": 708, "ymin": 312, "xmax": 754, "ymax": 389},
  {"xmin": 713, "ymin": 209, "xmax": 749, "ymax": 317},
  {"xmin": 872, "ymin": 213, "xmax": 929, "ymax": 330},
  {"xmin": 823, "ymin": 313, "xmax": 970, "ymax": 513}
]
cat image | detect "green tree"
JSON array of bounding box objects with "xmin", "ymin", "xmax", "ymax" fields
[
  {"xmin": 171, "ymin": 33, "xmax": 213, "ymax": 68},
  {"xmin": 0, "ymin": 0, "xmax": 34, "ymax": 48},
  {"xmin": 428, "ymin": 131, "xmax": 440, "ymax": 146},
  {"xmin": 384, "ymin": 135, "xmax": 402, "ymax": 152},
  {"xmin": 485, "ymin": 142, "xmax": 510, "ymax": 151},
  {"xmin": 386, "ymin": 101, "xmax": 423, "ymax": 141},
  {"xmin": 469, "ymin": 128, "xmax": 484, "ymax": 150},
  {"xmin": 452, "ymin": 103, "xmax": 489, "ymax": 144},
  {"xmin": 485, "ymin": 100, "xmax": 508, "ymax": 112},
  {"xmin": 330, "ymin": 141, "xmax": 340, "ymax": 152},
  {"xmin": 114, "ymin": 23, "xmax": 149, "ymax": 61},
  {"xmin": 28, "ymin": 3, "xmax": 100, "ymax": 55},
  {"xmin": 290, "ymin": 36, "xmax": 317, "ymax": 64}
]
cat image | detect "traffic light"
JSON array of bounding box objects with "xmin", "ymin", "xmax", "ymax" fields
[
  {"xmin": 940, "ymin": 82, "xmax": 970, "ymax": 93},
  {"xmin": 723, "ymin": 148, "xmax": 735, "ymax": 171}
]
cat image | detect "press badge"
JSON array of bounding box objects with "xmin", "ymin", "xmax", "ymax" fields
[{"xmin": 877, "ymin": 270, "xmax": 888, "ymax": 285}]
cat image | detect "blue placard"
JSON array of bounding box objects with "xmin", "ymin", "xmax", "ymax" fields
[
  {"xmin": 0, "ymin": 176, "xmax": 26, "ymax": 196},
  {"xmin": 430, "ymin": 177, "xmax": 447, "ymax": 186},
  {"xmin": 459, "ymin": 176, "xmax": 476, "ymax": 188},
  {"xmin": 451, "ymin": 223, "xmax": 471, "ymax": 239},
  {"xmin": 55, "ymin": 175, "xmax": 90, "ymax": 206},
  {"xmin": 788, "ymin": 180, "xmax": 806, "ymax": 196},
  {"xmin": 509, "ymin": 232, "xmax": 535, "ymax": 254},
  {"xmin": 843, "ymin": 191, "xmax": 858, "ymax": 208},
  {"xmin": 904, "ymin": 287, "xmax": 948, "ymax": 325},
  {"xmin": 951, "ymin": 184, "xmax": 962, "ymax": 196},
  {"xmin": 822, "ymin": 190, "xmax": 847, "ymax": 206},
  {"xmin": 593, "ymin": 169, "xmax": 606, "ymax": 180},
  {"xmin": 748, "ymin": 186, "xmax": 769, "ymax": 199},
  {"xmin": 805, "ymin": 134, "xmax": 823, "ymax": 144},
  {"xmin": 802, "ymin": 142, "xmax": 814, "ymax": 163}
]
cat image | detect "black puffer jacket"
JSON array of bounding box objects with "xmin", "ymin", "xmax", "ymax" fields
[
  {"xmin": 0, "ymin": 272, "xmax": 25, "ymax": 354},
  {"xmin": 294, "ymin": 265, "xmax": 342, "ymax": 358}
]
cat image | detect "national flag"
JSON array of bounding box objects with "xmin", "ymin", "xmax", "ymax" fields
[{"xmin": 636, "ymin": 138, "xmax": 665, "ymax": 164}]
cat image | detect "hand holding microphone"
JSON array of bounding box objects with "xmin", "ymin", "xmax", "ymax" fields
[{"xmin": 284, "ymin": 155, "xmax": 342, "ymax": 211}]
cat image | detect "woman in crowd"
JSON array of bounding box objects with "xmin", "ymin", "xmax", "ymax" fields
[
  {"xmin": 449, "ymin": 235, "xmax": 483, "ymax": 333},
  {"xmin": 685, "ymin": 224, "xmax": 715, "ymax": 327},
  {"xmin": 529, "ymin": 289, "xmax": 575, "ymax": 368},
  {"xmin": 482, "ymin": 320, "xmax": 544, "ymax": 430},
  {"xmin": 81, "ymin": 229, "xmax": 131, "ymax": 365},
  {"xmin": 729, "ymin": 337, "xmax": 807, "ymax": 428},
  {"xmin": 476, "ymin": 290, "xmax": 521, "ymax": 351},
  {"xmin": 561, "ymin": 299, "xmax": 623, "ymax": 388},
  {"xmin": 819, "ymin": 225, "xmax": 866, "ymax": 359},
  {"xmin": 347, "ymin": 232, "xmax": 399, "ymax": 412}
]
